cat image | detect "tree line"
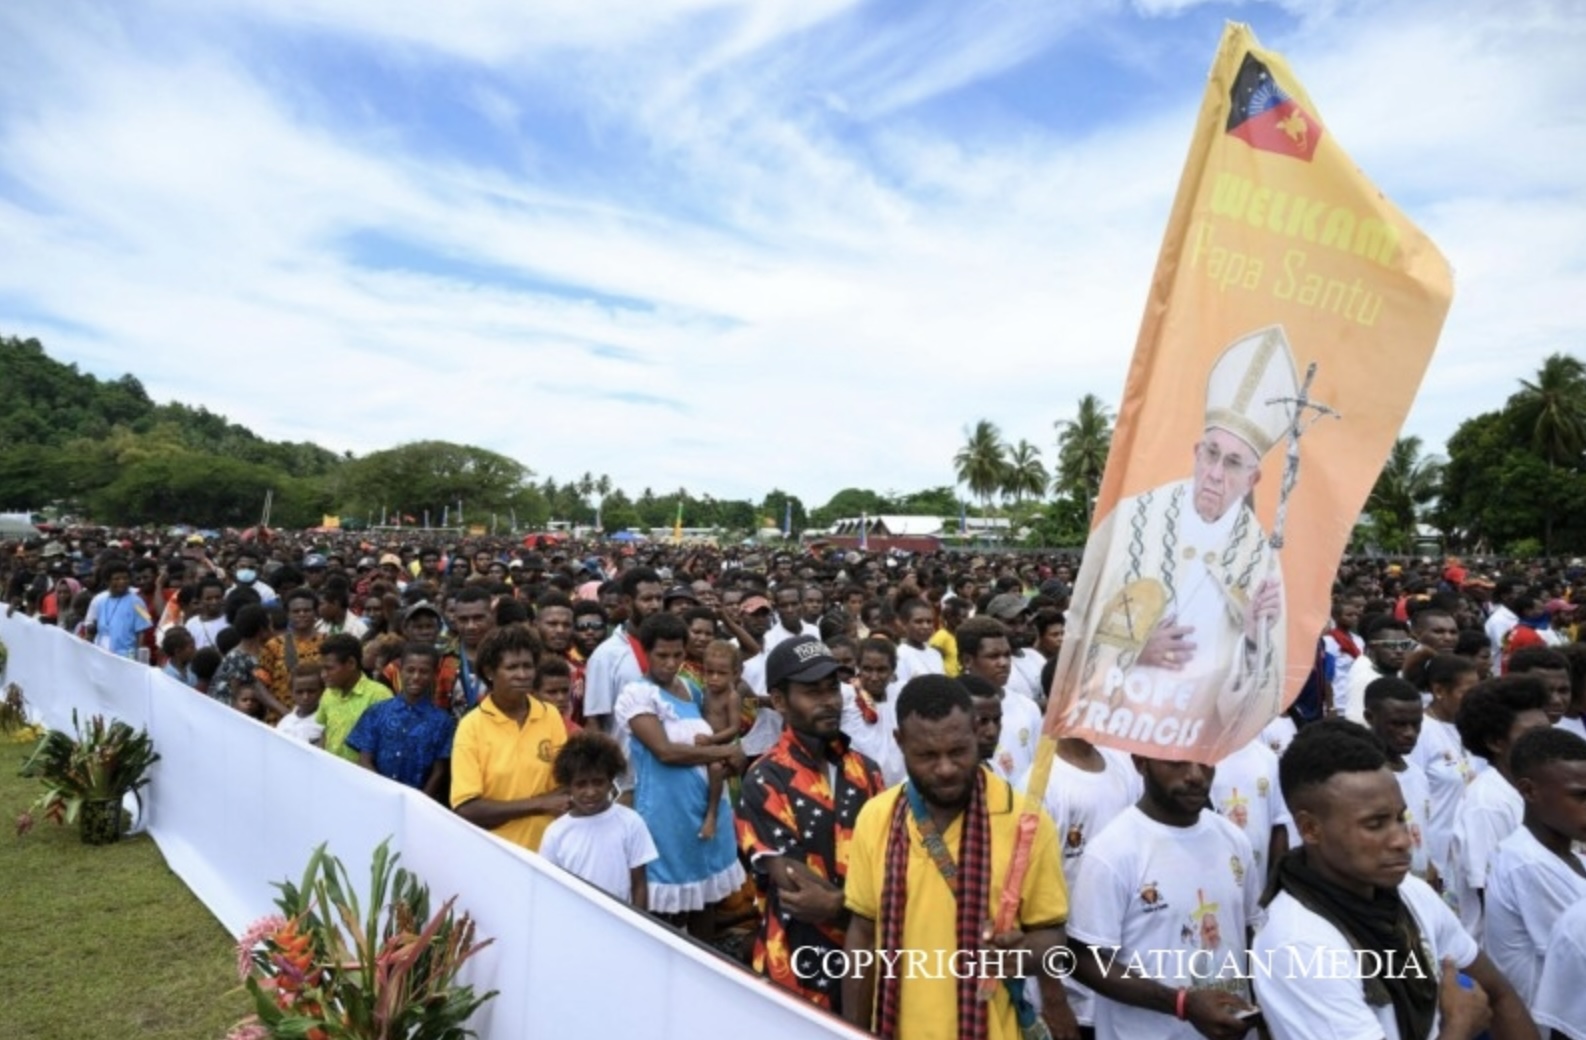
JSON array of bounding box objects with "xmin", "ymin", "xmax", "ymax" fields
[{"xmin": 5, "ymin": 335, "xmax": 1583, "ymax": 549}]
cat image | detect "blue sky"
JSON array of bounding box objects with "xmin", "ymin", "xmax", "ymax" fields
[{"xmin": 1, "ymin": 0, "xmax": 1581, "ymax": 505}]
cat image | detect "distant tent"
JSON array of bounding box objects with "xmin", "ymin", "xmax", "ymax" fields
[{"xmin": 0, "ymin": 513, "xmax": 38, "ymax": 538}]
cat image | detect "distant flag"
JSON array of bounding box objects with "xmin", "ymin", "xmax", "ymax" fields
[
  {"xmin": 959, "ymin": 501, "xmax": 967, "ymax": 535},
  {"xmin": 320, "ymin": 515, "xmax": 341, "ymax": 530},
  {"xmin": 859, "ymin": 511, "xmax": 869, "ymax": 550},
  {"xmin": 672, "ymin": 501, "xmax": 684, "ymax": 544},
  {"xmin": 784, "ymin": 500, "xmax": 793, "ymax": 539}
]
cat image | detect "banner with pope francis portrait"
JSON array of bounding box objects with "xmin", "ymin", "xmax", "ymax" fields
[{"xmin": 1047, "ymin": 23, "xmax": 1453, "ymax": 763}]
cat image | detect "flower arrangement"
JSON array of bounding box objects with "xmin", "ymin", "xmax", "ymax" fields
[
  {"xmin": 229, "ymin": 839, "xmax": 496, "ymax": 1040},
  {"xmin": 17, "ymin": 709, "xmax": 159, "ymax": 843},
  {"xmin": 1, "ymin": 683, "xmax": 40, "ymax": 743}
]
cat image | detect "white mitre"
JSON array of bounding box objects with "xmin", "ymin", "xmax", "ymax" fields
[{"xmin": 1203, "ymin": 326, "xmax": 1300, "ymax": 457}]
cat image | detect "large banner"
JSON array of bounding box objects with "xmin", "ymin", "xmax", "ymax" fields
[{"xmin": 1048, "ymin": 22, "xmax": 1452, "ymax": 762}]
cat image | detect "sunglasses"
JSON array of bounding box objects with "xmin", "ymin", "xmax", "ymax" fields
[
  {"xmin": 1370, "ymin": 638, "xmax": 1417, "ymax": 652},
  {"xmin": 574, "ymin": 621, "xmax": 607, "ymax": 632}
]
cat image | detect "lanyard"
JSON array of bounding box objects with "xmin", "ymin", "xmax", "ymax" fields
[
  {"xmin": 458, "ymin": 652, "xmax": 480, "ymax": 707},
  {"xmin": 904, "ymin": 781, "xmax": 961, "ymax": 896}
]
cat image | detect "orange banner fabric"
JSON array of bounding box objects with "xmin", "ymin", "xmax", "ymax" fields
[{"xmin": 1047, "ymin": 22, "xmax": 1453, "ymax": 763}]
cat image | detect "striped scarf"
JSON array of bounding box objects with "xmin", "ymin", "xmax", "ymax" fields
[{"xmin": 875, "ymin": 770, "xmax": 991, "ymax": 1040}]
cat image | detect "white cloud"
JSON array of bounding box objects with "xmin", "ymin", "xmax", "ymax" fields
[{"xmin": 0, "ymin": 0, "xmax": 1580, "ymax": 509}]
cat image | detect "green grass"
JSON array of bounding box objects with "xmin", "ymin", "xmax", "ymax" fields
[{"xmin": 0, "ymin": 740, "xmax": 241, "ymax": 1040}]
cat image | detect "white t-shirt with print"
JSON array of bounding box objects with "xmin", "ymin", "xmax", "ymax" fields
[
  {"xmin": 840, "ymin": 684, "xmax": 903, "ymax": 787},
  {"xmin": 1005, "ymin": 649, "xmax": 1047, "ymax": 702},
  {"xmin": 887, "ymin": 642, "xmax": 944, "ymax": 699},
  {"xmin": 1253, "ymin": 874, "xmax": 1478, "ymax": 1040},
  {"xmin": 1483, "ymin": 825, "xmax": 1586, "ymax": 1004},
  {"xmin": 539, "ymin": 802, "xmax": 659, "ymax": 905},
  {"xmin": 1069, "ymin": 807, "xmax": 1264, "ymax": 1040},
  {"xmin": 1534, "ymin": 898, "xmax": 1586, "ymax": 1038},
  {"xmin": 1408, "ymin": 716, "xmax": 1482, "ymax": 927},
  {"xmin": 761, "ymin": 620, "xmax": 819, "ymax": 655},
  {"xmin": 1019, "ymin": 747, "xmax": 1140, "ymax": 1026},
  {"xmin": 1453, "ymin": 767, "xmax": 1523, "ymax": 891},
  {"xmin": 990, "ymin": 690, "xmax": 1044, "ymax": 784},
  {"xmin": 1259, "ymin": 714, "xmax": 1298, "ymax": 758},
  {"xmin": 1210, "ymin": 739, "xmax": 1292, "ymax": 875},
  {"xmin": 1391, "ymin": 759, "xmax": 1434, "ymax": 882},
  {"xmin": 1340, "ymin": 656, "xmax": 1382, "ymax": 724},
  {"xmin": 738, "ymin": 650, "xmax": 781, "ymax": 756},
  {"xmin": 1451, "ymin": 766, "xmax": 1523, "ymax": 939},
  {"xmin": 275, "ymin": 711, "xmax": 325, "ymax": 746}
]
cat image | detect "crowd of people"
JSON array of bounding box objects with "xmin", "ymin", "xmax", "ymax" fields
[{"xmin": 3, "ymin": 528, "xmax": 1585, "ymax": 1040}]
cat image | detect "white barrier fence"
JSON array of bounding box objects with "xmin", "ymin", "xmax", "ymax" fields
[{"xmin": 0, "ymin": 609, "xmax": 855, "ymax": 1040}]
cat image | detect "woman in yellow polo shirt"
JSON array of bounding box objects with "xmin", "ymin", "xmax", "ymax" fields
[{"xmin": 450, "ymin": 623, "xmax": 571, "ymax": 852}]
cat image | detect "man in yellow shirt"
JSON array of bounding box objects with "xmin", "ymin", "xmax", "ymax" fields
[
  {"xmin": 844, "ymin": 675, "xmax": 1078, "ymax": 1040},
  {"xmin": 928, "ymin": 596, "xmax": 968, "ymax": 678},
  {"xmin": 450, "ymin": 623, "xmax": 570, "ymax": 852}
]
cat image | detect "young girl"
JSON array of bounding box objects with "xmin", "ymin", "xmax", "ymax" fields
[
  {"xmin": 539, "ymin": 732, "xmax": 658, "ymax": 909},
  {"xmin": 233, "ymin": 678, "xmax": 268, "ymax": 721},
  {"xmin": 695, "ymin": 641, "xmax": 743, "ymax": 840},
  {"xmin": 276, "ymin": 663, "xmax": 326, "ymax": 746}
]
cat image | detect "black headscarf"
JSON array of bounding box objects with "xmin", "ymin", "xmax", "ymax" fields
[{"xmin": 1267, "ymin": 849, "xmax": 1437, "ymax": 1040}]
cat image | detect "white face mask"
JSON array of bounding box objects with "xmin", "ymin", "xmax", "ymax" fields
[{"xmin": 236, "ymin": 569, "xmax": 258, "ymax": 584}]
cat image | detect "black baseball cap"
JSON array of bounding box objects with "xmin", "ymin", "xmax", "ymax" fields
[
  {"xmin": 663, "ymin": 584, "xmax": 699, "ymax": 605},
  {"xmin": 766, "ymin": 636, "xmax": 841, "ymax": 689}
]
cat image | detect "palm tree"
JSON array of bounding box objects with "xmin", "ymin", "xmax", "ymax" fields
[
  {"xmin": 1054, "ymin": 394, "xmax": 1114, "ymax": 527},
  {"xmin": 1002, "ymin": 440, "xmax": 1049, "ymax": 505},
  {"xmin": 954, "ymin": 420, "xmax": 1009, "ymax": 517},
  {"xmin": 1513, "ymin": 354, "xmax": 1586, "ymax": 465},
  {"xmin": 1366, "ymin": 436, "xmax": 1444, "ymax": 552},
  {"xmin": 1511, "ymin": 354, "xmax": 1586, "ymax": 552}
]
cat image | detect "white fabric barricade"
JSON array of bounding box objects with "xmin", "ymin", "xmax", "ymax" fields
[{"xmin": 0, "ymin": 609, "xmax": 856, "ymax": 1039}]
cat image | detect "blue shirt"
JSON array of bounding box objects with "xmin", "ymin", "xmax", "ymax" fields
[
  {"xmin": 161, "ymin": 662, "xmax": 197, "ymax": 688},
  {"xmin": 346, "ymin": 695, "xmax": 456, "ymax": 790},
  {"xmin": 89, "ymin": 590, "xmax": 152, "ymax": 657}
]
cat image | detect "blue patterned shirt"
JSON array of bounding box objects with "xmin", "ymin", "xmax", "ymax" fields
[{"xmin": 345, "ymin": 695, "xmax": 456, "ymax": 790}]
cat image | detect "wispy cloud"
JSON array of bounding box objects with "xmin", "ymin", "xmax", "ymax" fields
[{"xmin": 0, "ymin": 0, "xmax": 1580, "ymax": 504}]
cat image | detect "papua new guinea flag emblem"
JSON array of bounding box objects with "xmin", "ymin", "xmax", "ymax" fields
[{"xmin": 1226, "ymin": 52, "xmax": 1323, "ymax": 161}]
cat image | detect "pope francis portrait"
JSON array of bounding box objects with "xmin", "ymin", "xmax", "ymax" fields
[{"xmin": 1062, "ymin": 326, "xmax": 1299, "ymax": 760}]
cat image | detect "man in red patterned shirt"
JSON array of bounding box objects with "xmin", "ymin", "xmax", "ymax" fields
[{"xmin": 736, "ymin": 636, "xmax": 885, "ymax": 1012}]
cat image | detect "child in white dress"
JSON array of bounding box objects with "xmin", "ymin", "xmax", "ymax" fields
[{"xmin": 539, "ymin": 731, "xmax": 658, "ymax": 909}]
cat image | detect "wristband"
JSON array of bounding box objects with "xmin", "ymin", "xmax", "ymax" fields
[{"xmin": 1174, "ymin": 988, "xmax": 1188, "ymax": 1020}]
